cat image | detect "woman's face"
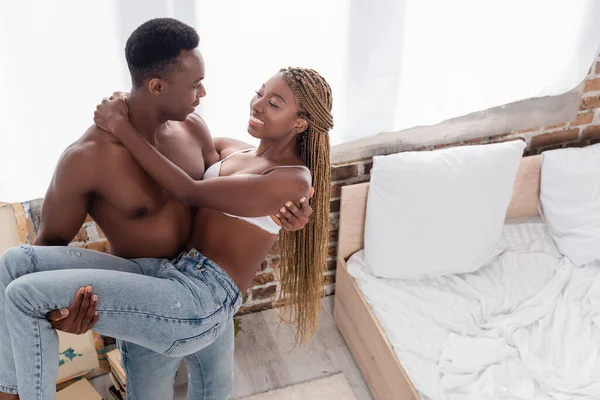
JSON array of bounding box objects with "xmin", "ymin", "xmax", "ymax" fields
[{"xmin": 247, "ymin": 73, "xmax": 308, "ymax": 140}]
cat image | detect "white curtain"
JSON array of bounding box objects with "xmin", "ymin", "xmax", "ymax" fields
[{"xmin": 1, "ymin": 0, "xmax": 600, "ymax": 202}]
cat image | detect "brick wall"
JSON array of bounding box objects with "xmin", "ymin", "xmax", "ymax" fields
[{"xmin": 11, "ymin": 54, "xmax": 600, "ymax": 315}]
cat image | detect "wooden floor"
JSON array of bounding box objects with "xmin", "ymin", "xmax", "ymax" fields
[
  {"xmin": 91, "ymin": 295, "xmax": 372, "ymax": 399},
  {"xmin": 229, "ymin": 295, "xmax": 372, "ymax": 399}
]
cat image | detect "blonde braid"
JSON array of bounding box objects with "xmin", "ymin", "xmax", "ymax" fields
[{"xmin": 275, "ymin": 67, "xmax": 333, "ymax": 343}]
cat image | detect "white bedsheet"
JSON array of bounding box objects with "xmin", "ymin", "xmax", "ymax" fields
[{"xmin": 347, "ymin": 218, "xmax": 600, "ymax": 400}]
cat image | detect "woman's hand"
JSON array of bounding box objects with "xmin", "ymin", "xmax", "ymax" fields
[
  {"xmin": 94, "ymin": 96, "xmax": 129, "ymax": 133},
  {"xmin": 276, "ymin": 187, "xmax": 315, "ymax": 232},
  {"xmin": 109, "ymin": 91, "xmax": 129, "ymax": 101}
]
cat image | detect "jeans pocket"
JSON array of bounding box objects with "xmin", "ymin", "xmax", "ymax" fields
[
  {"xmin": 195, "ymin": 267, "xmax": 228, "ymax": 308},
  {"xmin": 164, "ymin": 323, "xmax": 221, "ymax": 357}
]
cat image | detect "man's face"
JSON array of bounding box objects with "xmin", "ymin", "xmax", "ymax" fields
[{"xmin": 160, "ymin": 49, "xmax": 206, "ymax": 121}]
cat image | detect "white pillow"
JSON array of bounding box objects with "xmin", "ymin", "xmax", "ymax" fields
[
  {"xmin": 363, "ymin": 140, "xmax": 526, "ymax": 279},
  {"xmin": 539, "ymin": 143, "xmax": 600, "ymax": 266}
]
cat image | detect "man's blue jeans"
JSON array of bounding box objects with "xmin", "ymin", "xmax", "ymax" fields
[{"xmin": 0, "ymin": 245, "xmax": 241, "ymax": 399}]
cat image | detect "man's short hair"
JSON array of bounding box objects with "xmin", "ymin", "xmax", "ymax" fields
[{"xmin": 125, "ymin": 18, "xmax": 199, "ymax": 87}]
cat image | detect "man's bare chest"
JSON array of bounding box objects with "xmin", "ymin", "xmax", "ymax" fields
[{"xmin": 94, "ymin": 135, "xmax": 205, "ymax": 218}]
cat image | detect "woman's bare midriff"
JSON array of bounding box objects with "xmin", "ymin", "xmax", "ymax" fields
[{"xmin": 186, "ymin": 208, "xmax": 279, "ymax": 293}]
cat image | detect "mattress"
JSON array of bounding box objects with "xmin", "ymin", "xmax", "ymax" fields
[{"xmin": 347, "ymin": 217, "xmax": 600, "ymax": 400}]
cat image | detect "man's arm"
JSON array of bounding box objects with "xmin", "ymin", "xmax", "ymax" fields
[
  {"xmin": 187, "ymin": 115, "xmax": 258, "ymax": 167},
  {"xmin": 34, "ymin": 145, "xmax": 94, "ymax": 246},
  {"xmin": 213, "ymin": 137, "xmax": 254, "ymax": 159},
  {"xmin": 35, "ymin": 143, "xmax": 100, "ymax": 333},
  {"xmin": 185, "ymin": 113, "xmax": 220, "ymax": 170}
]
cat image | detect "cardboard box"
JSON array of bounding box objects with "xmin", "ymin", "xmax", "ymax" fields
[{"xmin": 56, "ymin": 378, "xmax": 102, "ymax": 400}]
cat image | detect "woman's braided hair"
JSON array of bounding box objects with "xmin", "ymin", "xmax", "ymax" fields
[{"xmin": 276, "ymin": 67, "xmax": 333, "ymax": 343}]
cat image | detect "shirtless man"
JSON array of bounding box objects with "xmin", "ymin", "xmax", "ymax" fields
[{"xmin": 0, "ymin": 18, "xmax": 310, "ymax": 400}]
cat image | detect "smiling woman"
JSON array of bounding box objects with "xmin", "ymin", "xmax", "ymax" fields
[
  {"xmin": 0, "ymin": 60, "xmax": 334, "ymax": 399},
  {"xmin": 92, "ymin": 66, "xmax": 334, "ymax": 344},
  {"xmin": 246, "ymin": 77, "xmax": 308, "ymax": 141}
]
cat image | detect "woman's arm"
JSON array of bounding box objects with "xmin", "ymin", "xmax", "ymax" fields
[{"xmin": 105, "ymin": 115, "xmax": 310, "ymax": 217}]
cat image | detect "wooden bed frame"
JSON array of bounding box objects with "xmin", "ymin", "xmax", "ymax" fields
[{"xmin": 333, "ymin": 154, "xmax": 543, "ymax": 400}]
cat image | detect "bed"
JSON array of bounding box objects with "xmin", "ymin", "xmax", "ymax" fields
[{"xmin": 333, "ymin": 151, "xmax": 600, "ymax": 399}]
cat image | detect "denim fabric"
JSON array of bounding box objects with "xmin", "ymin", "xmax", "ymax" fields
[
  {"xmin": 118, "ymin": 319, "xmax": 235, "ymax": 400},
  {"xmin": 0, "ymin": 245, "xmax": 241, "ymax": 399}
]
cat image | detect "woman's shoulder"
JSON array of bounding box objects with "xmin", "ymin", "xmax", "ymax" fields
[
  {"xmin": 263, "ymin": 152, "xmax": 309, "ymax": 174},
  {"xmin": 261, "ymin": 158, "xmax": 311, "ymax": 181},
  {"xmin": 214, "ymin": 137, "xmax": 256, "ymax": 160}
]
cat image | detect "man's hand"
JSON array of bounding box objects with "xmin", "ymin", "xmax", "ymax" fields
[
  {"xmin": 277, "ymin": 187, "xmax": 315, "ymax": 232},
  {"xmin": 47, "ymin": 286, "xmax": 99, "ymax": 335},
  {"xmin": 94, "ymin": 97, "xmax": 129, "ymax": 133}
]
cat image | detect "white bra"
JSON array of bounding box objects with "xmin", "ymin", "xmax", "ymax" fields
[{"xmin": 204, "ymin": 148, "xmax": 311, "ymax": 235}]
